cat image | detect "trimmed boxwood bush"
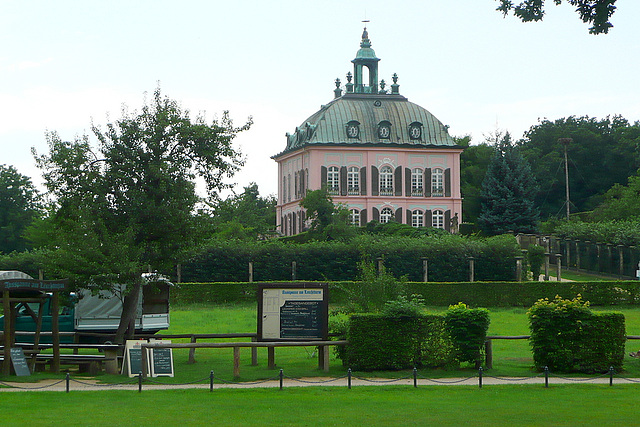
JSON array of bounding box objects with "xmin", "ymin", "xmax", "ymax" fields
[
  {"xmin": 343, "ymin": 313, "xmax": 453, "ymax": 371},
  {"xmin": 528, "ymin": 296, "xmax": 626, "ymax": 373},
  {"xmin": 444, "ymin": 303, "xmax": 490, "ymax": 367}
]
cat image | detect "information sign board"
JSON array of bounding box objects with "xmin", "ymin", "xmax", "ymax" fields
[
  {"xmin": 149, "ymin": 340, "xmax": 174, "ymax": 377},
  {"xmin": 10, "ymin": 347, "xmax": 31, "ymax": 376},
  {"xmin": 257, "ymin": 283, "xmax": 328, "ymax": 341},
  {"xmin": 123, "ymin": 340, "xmax": 149, "ymax": 377}
]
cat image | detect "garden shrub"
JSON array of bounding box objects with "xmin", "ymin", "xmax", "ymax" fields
[
  {"xmin": 444, "ymin": 302, "xmax": 490, "ymax": 367},
  {"xmin": 342, "ymin": 313, "xmax": 453, "ymax": 371},
  {"xmin": 527, "ymin": 244, "xmax": 546, "ymax": 281},
  {"xmin": 528, "ymin": 295, "xmax": 626, "ymax": 373}
]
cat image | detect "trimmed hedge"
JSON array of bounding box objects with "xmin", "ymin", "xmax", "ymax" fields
[
  {"xmin": 171, "ymin": 280, "xmax": 640, "ymax": 307},
  {"xmin": 528, "ymin": 296, "xmax": 626, "ymax": 373},
  {"xmin": 343, "ymin": 314, "xmax": 453, "ymax": 371},
  {"xmin": 444, "ymin": 303, "xmax": 490, "ymax": 366},
  {"xmin": 180, "ymin": 235, "xmax": 520, "ymax": 283}
]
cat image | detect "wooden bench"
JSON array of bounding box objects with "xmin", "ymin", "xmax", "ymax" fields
[
  {"xmin": 4, "ymin": 343, "xmax": 121, "ymax": 374},
  {"xmin": 141, "ymin": 340, "xmax": 348, "ymax": 377}
]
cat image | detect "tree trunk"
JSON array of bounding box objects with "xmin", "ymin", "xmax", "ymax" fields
[{"xmin": 114, "ymin": 281, "xmax": 142, "ymax": 344}]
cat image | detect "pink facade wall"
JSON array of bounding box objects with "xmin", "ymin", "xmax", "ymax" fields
[{"xmin": 275, "ymin": 145, "xmax": 463, "ymax": 235}]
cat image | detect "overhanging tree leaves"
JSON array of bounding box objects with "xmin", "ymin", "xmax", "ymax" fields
[
  {"xmin": 496, "ymin": 0, "xmax": 617, "ymax": 34},
  {"xmin": 478, "ymin": 132, "xmax": 539, "ymax": 235},
  {"xmin": 0, "ymin": 165, "xmax": 42, "ymax": 253},
  {"xmin": 32, "ymin": 88, "xmax": 251, "ymax": 342}
]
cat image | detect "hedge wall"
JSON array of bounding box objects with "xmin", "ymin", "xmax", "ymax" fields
[
  {"xmin": 529, "ymin": 296, "xmax": 626, "ymax": 373},
  {"xmin": 343, "ymin": 314, "xmax": 453, "ymax": 371},
  {"xmin": 171, "ymin": 281, "xmax": 640, "ymax": 307},
  {"xmin": 180, "ymin": 235, "xmax": 519, "ymax": 283}
]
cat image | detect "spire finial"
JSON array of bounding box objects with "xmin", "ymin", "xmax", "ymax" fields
[{"xmin": 360, "ymin": 20, "xmax": 371, "ymax": 48}]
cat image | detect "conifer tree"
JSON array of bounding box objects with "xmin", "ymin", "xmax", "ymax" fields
[{"xmin": 478, "ymin": 133, "xmax": 539, "ymax": 235}]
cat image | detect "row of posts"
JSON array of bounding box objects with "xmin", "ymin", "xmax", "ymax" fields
[{"xmin": 245, "ymin": 256, "xmax": 561, "ymax": 283}]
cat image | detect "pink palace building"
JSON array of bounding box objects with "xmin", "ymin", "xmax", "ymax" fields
[{"xmin": 273, "ymin": 29, "xmax": 463, "ymax": 236}]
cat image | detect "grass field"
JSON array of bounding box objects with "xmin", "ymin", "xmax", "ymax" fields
[
  {"xmin": 2, "ymin": 385, "xmax": 639, "ymax": 426},
  {"xmin": 3, "ymin": 302, "xmax": 640, "ymax": 383}
]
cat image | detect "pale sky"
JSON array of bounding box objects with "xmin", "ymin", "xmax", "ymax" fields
[{"xmin": 2, "ymin": 1, "xmax": 639, "ymax": 198}]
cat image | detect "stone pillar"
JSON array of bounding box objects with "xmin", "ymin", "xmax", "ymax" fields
[
  {"xmin": 468, "ymin": 257, "xmax": 475, "ymax": 282},
  {"xmin": 544, "ymin": 252, "xmax": 550, "ymax": 281},
  {"xmin": 248, "ymin": 262, "xmax": 254, "ymax": 283},
  {"xmin": 555, "ymin": 254, "xmax": 562, "ymax": 281},
  {"xmin": 515, "ymin": 256, "xmax": 524, "ymax": 282},
  {"xmin": 292, "ymin": 261, "xmax": 297, "ymax": 281},
  {"xmin": 421, "ymin": 257, "xmax": 428, "ymax": 283},
  {"xmin": 618, "ymin": 245, "xmax": 624, "ymax": 278},
  {"xmin": 377, "ymin": 257, "xmax": 384, "ymax": 275}
]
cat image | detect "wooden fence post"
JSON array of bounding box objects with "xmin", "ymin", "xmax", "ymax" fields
[
  {"xmin": 468, "ymin": 257, "xmax": 475, "ymax": 282},
  {"xmin": 248, "ymin": 262, "xmax": 253, "ymax": 283}
]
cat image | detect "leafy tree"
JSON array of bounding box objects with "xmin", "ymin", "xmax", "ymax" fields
[
  {"xmin": 519, "ymin": 116, "xmax": 640, "ymax": 218},
  {"xmin": 478, "ymin": 132, "xmax": 539, "ymax": 235},
  {"xmin": 458, "ymin": 136, "xmax": 494, "ymax": 224},
  {"xmin": 210, "ymin": 183, "xmax": 276, "ymax": 239},
  {"xmin": 31, "ymin": 88, "xmax": 250, "ymax": 342},
  {"xmin": 299, "ymin": 187, "xmax": 355, "ymax": 241},
  {"xmin": 0, "ymin": 165, "xmax": 41, "ymax": 253},
  {"xmin": 497, "ymin": 0, "xmax": 617, "ymax": 34},
  {"xmin": 591, "ymin": 172, "xmax": 640, "ymax": 221}
]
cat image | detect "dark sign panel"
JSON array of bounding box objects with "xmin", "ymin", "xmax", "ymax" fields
[
  {"xmin": 257, "ymin": 283, "xmax": 328, "ymax": 341},
  {"xmin": 151, "ymin": 347, "xmax": 174, "ymax": 377},
  {"xmin": 10, "ymin": 347, "xmax": 31, "ymax": 376}
]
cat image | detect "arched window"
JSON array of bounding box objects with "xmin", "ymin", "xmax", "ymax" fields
[
  {"xmin": 379, "ymin": 166, "xmax": 393, "ymax": 196},
  {"xmin": 349, "ymin": 209, "xmax": 360, "ymax": 226},
  {"xmin": 432, "ymin": 168, "xmax": 444, "ymax": 197},
  {"xmin": 348, "ymin": 166, "xmax": 360, "ymax": 195},
  {"xmin": 327, "ymin": 166, "xmax": 339, "ymax": 195},
  {"xmin": 380, "ymin": 207, "xmax": 393, "ymax": 224},
  {"xmin": 432, "ymin": 209, "xmax": 445, "ymax": 229},
  {"xmin": 411, "ymin": 168, "xmax": 423, "ymax": 196},
  {"xmin": 412, "ymin": 210, "xmax": 424, "ymax": 228}
]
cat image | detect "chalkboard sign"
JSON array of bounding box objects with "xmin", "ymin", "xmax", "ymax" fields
[
  {"xmin": 150, "ymin": 343, "xmax": 174, "ymax": 377},
  {"xmin": 10, "ymin": 347, "xmax": 31, "ymax": 376},
  {"xmin": 124, "ymin": 340, "xmax": 150, "ymax": 377},
  {"xmin": 258, "ymin": 283, "xmax": 328, "ymax": 341},
  {"xmin": 280, "ymin": 300, "xmax": 323, "ymax": 339}
]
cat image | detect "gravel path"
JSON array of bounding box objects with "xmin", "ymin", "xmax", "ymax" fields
[{"xmin": 0, "ymin": 375, "xmax": 628, "ymax": 392}]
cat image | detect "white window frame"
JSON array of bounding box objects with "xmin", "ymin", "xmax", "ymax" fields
[
  {"xmin": 380, "ymin": 207, "xmax": 393, "ymax": 224},
  {"xmin": 349, "ymin": 209, "xmax": 360, "ymax": 226},
  {"xmin": 432, "ymin": 168, "xmax": 444, "ymax": 197},
  {"xmin": 327, "ymin": 166, "xmax": 339, "ymax": 195},
  {"xmin": 411, "ymin": 168, "xmax": 423, "ymax": 197},
  {"xmin": 412, "ymin": 210, "xmax": 424, "ymax": 228},
  {"xmin": 380, "ymin": 166, "xmax": 393, "ymax": 196},
  {"xmin": 432, "ymin": 209, "xmax": 445, "ymax": 229},
  {"xmin": 348, "ymin": 166, "xmax": 360, "ymax": 195}
]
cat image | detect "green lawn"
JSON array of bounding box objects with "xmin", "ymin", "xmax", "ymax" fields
[
  {"xmin": 2, "ymin": 385, "xmax": 640, "ymax": 426},
  {"xmin": 4, "ymin": 302, "xmax": 640, "ymax": 383}
]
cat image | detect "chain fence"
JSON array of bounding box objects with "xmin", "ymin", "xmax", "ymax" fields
[{"xmin": 0, "ymin": 366, "xmax": 636, "ymax": 392}]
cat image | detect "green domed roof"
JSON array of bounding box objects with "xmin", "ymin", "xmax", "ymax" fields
[{"xmin": 278, "ymin": 94, "xmax": 456, "ymax": 155}]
